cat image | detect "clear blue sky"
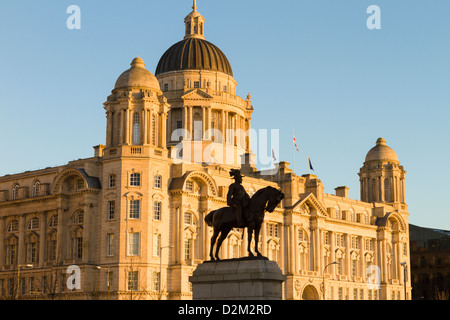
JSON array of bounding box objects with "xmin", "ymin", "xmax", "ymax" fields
[{"xmin": 0, "ymin": 0, "xmax": 449, "ymax": 229}]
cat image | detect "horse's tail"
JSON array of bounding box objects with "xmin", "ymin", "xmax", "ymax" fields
[{"xmin": 204, "ymin": 210, "xmax": 216, "ymax": 227}]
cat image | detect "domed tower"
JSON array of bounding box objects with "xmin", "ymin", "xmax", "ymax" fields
[
  {"xmin": 155, "ymin": 1, "xmax": 253, "ymax": 166},
  {"xmin": 359, "ymin": 138, "xmax": 407, "ymax": 204},
  {"xmin": 103, "ymin": 57, "xmax": 170, "ymax": 156}
]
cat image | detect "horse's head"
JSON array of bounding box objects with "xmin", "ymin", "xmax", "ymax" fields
[{"xmin": 265, "ymin": 187, "xmax": 285, "ymax": 212}]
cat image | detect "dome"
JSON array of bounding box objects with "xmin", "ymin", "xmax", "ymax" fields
[
  {"xmin": 365, "ymin": 138, "xmax": 399, "ymax": 162},
  {"xmin": 155, "ymin": 38, "xmax": 233, "ymax": 77},
  {"xmin": 114, "ymin": 57, "xmax": 161, "ymax": 90}
]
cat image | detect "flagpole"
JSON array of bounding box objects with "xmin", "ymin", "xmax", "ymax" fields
[{"xmin": 293, "ymin": 130, "xmax": 295, "ymax": 173}]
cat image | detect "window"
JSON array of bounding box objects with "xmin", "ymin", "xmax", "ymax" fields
[
  {"xmin": 349, "ymin": 209, "xmax": 355, "ymax": 222},
  {"xmin": 108, "ymin": 174, "xmax": 116, "ymax": 188},
  {"xmin": 324, "ymin": 232, "xmax": 330, "ymax": 245},
  {"xmin": 77, "ymin": 179, "xmax": 85, "ymax": 191},
  {"xmin": 71, "ymin": 236, "xmax": 83, "ymax": 259},
  {"xmin": 128, "ymin": 233, "xmax": 140, "ymax": 256},
  {"xmin": 48, "ymin": 215, "xmax": 58, "ymax": 228},
  {"xmin": 129, "ymin": 200, "xmax": 140, "ymax": 219},
  {"xmin": 335, "ymin": 206, "xmax": 340, "ymax": 219},
  {"xmin": 266, "ymin": 223, "xmax": 279, "ymax": 238},
  {"xmin": 27, "ymin": 217, "xmax": 40, "ymax": 230},
  {"xmin": 72, "ymin": 211, "xmax": 84, "ymax": 225},
  {"xmin": 153, "ymin": 234, "xmax": 161, "ymax": 257},
  {"xmin": 154, "ymin": 175, "xmax": 162, "ymax": 189},
  {"xmin": 163, "ymin": 83, "xmax": 169, "ymax": 91},
  {"xmin": 26, "ymin": 241, "xmax": 38, "ymax": 264},
  {"xmin": 7, "ymin": 239, "xmax": 17, "ymax": 265},
  {"xmin": 132, "ymin": 112, "xmax": 140, "ymax": 145},
  {"xmin": 384, "ymin": 178, "xmax": 390, "ymax": 202},
  {"xmin": 176, "ymin": 121, "xmax": 183, "ymax": 129},
  {"xmin": 130, "ymin": 173, "xmax": 141, "ymax": 187},
  {"xmin": 106, "ymin": 233, "xmax": 114, "ymax": 256},
  {"xmin": 32, "ymin": 181, "xmax": 40, "ymax": 197},
  {"xmin": 184, "ymin": 239, "xmax": 191, "ymax": 260},
  {"xmin": 184, "ymin": 212, "xmax": 193, "ymax": 225},
  {"xmin": 12, "ymin": 184, "xmax": 20, "ymax": 200},
  {"xmin": 7, "ymin": 220, "xmax": 19, "ymax": 232},
  {"xmin": 152, "ymin": 115, "xmax": 156, "ymax": 145},
  {"xmin": 194, "ymin": 81, "xmax": 200, "ymax": 88},
  {"xmin": 186, "ymin": 180, "xmax": 193, "ymax": 192},
  {"xmin": 152, "ymin": 272, "xmax": 160, "ymax": 292},
  {"xmin": 108, "ymin": 201, "xmax": 115, "ymax": 220},
  {"xmin": 48, "ymin": 235, "xmax": 57, "ymax": 261},
  {"xmin": 127, "ymin": 271, "xmax": 139, "ymax": 291},
  {"xmin": 153, "ymin": 201, "xmax": 161, "ymax": 221}
]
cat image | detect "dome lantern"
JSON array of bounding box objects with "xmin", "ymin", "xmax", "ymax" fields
[{"xmin": 184, "ymin": 0, "xmax": 205, "ymax": 40}]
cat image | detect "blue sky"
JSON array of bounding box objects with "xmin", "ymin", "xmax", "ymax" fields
[{"xmin": 0, "ymin": 0, "xmax": 449, "ymax": 229}]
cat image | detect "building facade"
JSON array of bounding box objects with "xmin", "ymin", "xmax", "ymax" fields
[
  {"xmin": 0, "ymin": 2, "xmax": 411, "ymax": 300},
  {"xmin": 409, "ymin": 224, "xmax": 450, "ymax": 300}
]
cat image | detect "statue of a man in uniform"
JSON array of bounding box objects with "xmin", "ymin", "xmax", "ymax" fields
[{"xmin": 227, "ymin": 169, "xmax": 250, "ymax": 227}]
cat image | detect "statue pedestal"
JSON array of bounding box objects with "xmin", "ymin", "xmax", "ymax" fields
[{"xmin": 189, "ymin": 257, "xmax": 286, "ymax": 300}]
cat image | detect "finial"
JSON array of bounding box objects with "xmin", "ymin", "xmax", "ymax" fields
[{"xmin": 193, "ymin": 0, "xmax": 197, "ymax": 11}]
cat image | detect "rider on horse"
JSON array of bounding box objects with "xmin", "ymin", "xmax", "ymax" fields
[{"xmin": 227, "ymin": 169, "xmax": 250, "ymax": 228}]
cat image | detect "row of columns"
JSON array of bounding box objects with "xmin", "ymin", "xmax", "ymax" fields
[
  {"xmin": 361, "ymin": 175, "xmax": 406, "ymax": 203},
  {"xmin": 173, "ymin": 106, "xmax": 248, "ymax": 148},
  {"xmin": 106, "ymin": 108, "xmax": 167, "ymax": 148}
]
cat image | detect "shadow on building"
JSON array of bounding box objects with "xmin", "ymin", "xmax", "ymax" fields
[{"xmin": 409, "ymin": 224, "xmax": 450, "ymax": 300}]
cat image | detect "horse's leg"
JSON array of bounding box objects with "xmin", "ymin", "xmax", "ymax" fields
[
  {"xmin": 247, "ymin": 225, "xmax": 255, "ymax": 257},
  {"xmin": 254, "ymin": 223, "xmax": 264, "ymax": 258},
  {"xmin": 215, "ymin": 227, "xmax": 232, "ymax": 260},
  {"xmin": 210, "ymin": 228, "xmax": 220, "ymax": 261}
]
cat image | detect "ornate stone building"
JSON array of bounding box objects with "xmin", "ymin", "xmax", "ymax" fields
[{"xmin": 0, "ymin": 2, "xmax": 411, "ymax": 300}]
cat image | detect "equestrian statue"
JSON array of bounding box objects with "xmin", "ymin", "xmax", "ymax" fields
[{"xmin": 204, "ymin": 169, "xmax": 285, "ymax": 261}]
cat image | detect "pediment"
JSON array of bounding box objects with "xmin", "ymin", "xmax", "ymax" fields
[
  {"xmin": 288, "ymin": 193, "xmax": 329, "ymax": 217},
  {"xmin": 181, "ymin": 89, "xmax": 214, "ymax": 100}
]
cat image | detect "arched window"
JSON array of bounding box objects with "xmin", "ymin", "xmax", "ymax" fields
[
  {"xmin": 7, "ymin": 219, "xmax": 19, "ymax": 233},
  {"xmin": 48, "ymin": 215, "xmax": 58, "ymax": 228},
  {"xmin": 12, "ymin": 184, "xmax": 20, "ymax": 200},
  {"xmin": 349, "ymin": 209, "xmax": 355, "ymax": 222},
  {"xmin": 335, "ymin": 205, "xmax": 341, "ymax": 219},
  {"xmin": 32, "ymin": 181, "xmax": 40, "ymax": 197},
  {"xmin": 132, "ymin": 112, "xmax": 140, "ymax": 145},
  {"xmin": 27, "ymin": 217, "xmax": 40, "ymax": 230}
]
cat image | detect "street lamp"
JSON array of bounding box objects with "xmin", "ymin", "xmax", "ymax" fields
[
  {"xmin": 159, "ymin": 246, "xmax": 174, "ymax": 300},
  {"xmin": 322, "ymin": 261, "xmax": 338, "ymax": 300},
  {"xmin": 16, "ymin": 264, "xmax": 33, "ymax": 300},
  {"xmin": 400, "ymin": 261, "xmax": 408, "ymax": 300},
  {"xmin": 96, "ymin": 266, "xmax": 110, "ymax": 300}
]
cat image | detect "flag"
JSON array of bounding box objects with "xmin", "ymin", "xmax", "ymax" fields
[
  {"xmin": 309, "ymin": 157, "xmax": 314, "ymax": 171},
  {"xmin": 293, "ymin": 135, "xmax": 299, "ymax": 152},
  {"xmin": 271, "ymin": 148, "xmax": 277, "ymax": 161}
]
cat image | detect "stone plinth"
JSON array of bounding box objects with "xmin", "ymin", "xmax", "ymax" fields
[{"xmin": 189, "ymin": 257, "xmax": 286, "ymax": 300}]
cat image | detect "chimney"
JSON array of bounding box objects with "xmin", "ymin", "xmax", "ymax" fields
[{"xmin": 335, "ymin": 186, "xmax": 349, "ymax": 198}]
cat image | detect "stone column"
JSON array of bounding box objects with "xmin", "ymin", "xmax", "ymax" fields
[
  {"xmin": 17, "ymin": 215, "xmax": 26, "ymax": 265},
  {"xmin": 106, "ymin": 111, "xmax": 112, "ymax": 147},
  {"xmin": 0, "ymin": 217, "xmax": 5, "ymax": 267},
  {"xmin": 39, "ymin": 212, "xmax": 47, "ymax": 268},
  {"xmin": 56, "ymin": 208, "xmax": 64, "ymax": 263}
]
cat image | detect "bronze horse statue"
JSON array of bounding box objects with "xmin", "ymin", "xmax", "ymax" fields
[{"xmin": 204, "ymin": 186, "xmax": 284, "ymax": 261}]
